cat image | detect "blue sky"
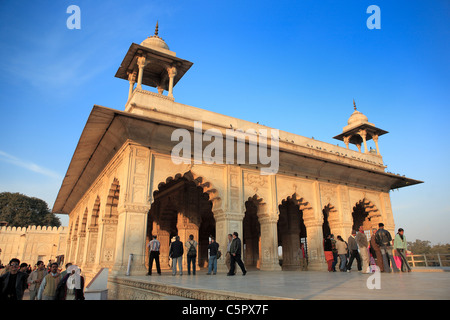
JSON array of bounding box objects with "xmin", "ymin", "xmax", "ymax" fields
[{"xmin": 0, "ymin": 1, "xmax": 449, "ymax": 244}]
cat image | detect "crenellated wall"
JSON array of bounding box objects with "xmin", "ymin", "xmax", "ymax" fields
[{"xmin": 0, "ymin": 225, "xmax": 68, "ymax": 267}]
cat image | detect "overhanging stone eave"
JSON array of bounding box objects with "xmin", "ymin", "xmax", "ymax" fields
[
  {"xmin": 274, "ymin": 146, "xmax": 423, "ymax": 191},
  {"xmin": 333, "ymin": 123, "xmax": 389, "ymax": 142},
  {"xmin": 52, "ymin": 105, "xmax": 129, "ymax": 215},
  {"xmin": 114, "ymin": 43, "xmax": 194, "ymax": 90}
]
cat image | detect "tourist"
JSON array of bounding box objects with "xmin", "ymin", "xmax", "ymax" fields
[
  {"xmin": 299, "ymin": 243, "xmax": 308, "ymax": 271},
  {"xmin": 185, "ymin": 234, "xmax": 198, "ymax": 275},
  {"xmin": 346, "ymin": 230, "xmax": 362, "ymax": 272},
  {"xmin": 56, "ymin": 265, "xmax": 85, "ymax": 300},
  {"xmin": 60, "ymin": 262, "xmax": 72, "ymax": 279},
  {"xmin": 394, "ymin": 228, "xmax": 412, "ymax": 272},
  {"xmin": 207, "ymin": 237, "xmax": 220, "ymax": 275},
  {"xmin": 227, "ymin": 232, "xmax": 247, "ymax": 276},
  {"xmin": 323, "ymin": 234, "xmax": 334, "ymax": 272},
  {"xmin": 37, "ymin": 262, "xmax": 61, "ymax": 300},
  {"xmin": 370, "ymin": 228, "xmax": 384, "ymax": 272},
  {"xmin": 330, "ymin": 234, "xmax": 338, "ymax": 272},
  {"xmin": 19, "ymin": 263, "xmax": 28, "ymax": 274},
  {"xmin": 336, "ymin": 236, "xmax": 348, "ymax": 272},
  {"xmin": 355, "ymin": 226, "xmax": 370, "ymax": 273},
  {"xmin": 375, "ymin": 223, "xmax": 399, "ymax": 273},
  {"xmin": 26, "ymin": 264, "xmax": 32, "ymax": 275},
  {"xmin": 225, "ymin": 234, "xmax": 235, "ymax": 274},
  {"xmin": 28, "ymin": 260, "xmax": 48, "ymax": 300},
  {"xmin": 169, "ymin": 236, "xmax": 184, "ymax": 276},
  {"xmin": 147, "ymin": 235, "xmax": 162, "ymax": 276},
  {"xmin": 0, "ymin": 258, "xmax": 28, "ymax": 300}
]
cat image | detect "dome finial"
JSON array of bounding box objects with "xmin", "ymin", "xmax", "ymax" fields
[
  {"xmin": 353, "ymin": 99, "xmax": 357, "ymax": 111},
  {"xmin": 154, "ymin": 21, "xmax": 159, "ymax": 36}
]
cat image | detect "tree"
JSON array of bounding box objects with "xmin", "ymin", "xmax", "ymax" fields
[
  {"xmin": 0, "ymin": 192, "xmax": 61, "ymax": 228},
  {"xmin": 407, "ymin": 239, "xmax": 432, "ymax": 254},
  {"xmin": 407, "ymin": 239, "xmax": 450, "ymax": 254}
]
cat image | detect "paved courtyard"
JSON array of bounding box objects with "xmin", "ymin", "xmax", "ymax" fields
[
  {"xmin": 22, "ymin": 268, "xmax": 450, "ymax": 300},
  {"xmin": 122, "ymin": 268, "xmax": 450, "ymax": 300}
]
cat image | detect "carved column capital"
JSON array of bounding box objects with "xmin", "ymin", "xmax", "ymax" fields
[
  {"xmin": 357, "ymin": 129, "xmax": 367, "ymax": 139},
  {"xmin": 137, "ymin": 55, "xmax": 147, "ymax": 68},
  {"xmin": 167, "ymin": 65, "xmax": 177, "ymax": 78}
]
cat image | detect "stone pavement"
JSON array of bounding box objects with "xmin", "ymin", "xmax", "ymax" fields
[
  {"xmin": 117, "ymin": 267, "xmax": 450, "ymax": 300},
  {"xmin": 22, "ymin": 268, "xmax": 450, "ymax": 300}
]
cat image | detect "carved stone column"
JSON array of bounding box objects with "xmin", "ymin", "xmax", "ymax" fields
[
  {"xmin": 136, "ymin": 55, "xmax": 147, "ymax": 90},
  {"xmin": 83, "ymin": 225, "xmax": 98, "ymax": 272},
  {"xmin": 258, "ymin": 215, "xmax": 282, "ymax": 271},
  {"xmin": 358, "ymin": 129, "xmax": 368, "ymax": 153},
  {"xmin": 214, "ymin": 211, "xmax": 244, "ymax": 273},
  {"xmin": 372, "ymin": 134, "xmax": 380, "ymax": 155},
  {"xmin": 76, "ymin": 231, "xmax": 86, "ymax": 266},
  {"xmin": 95, "ymin": 217, "xmax": 118, "ymax": 270},
  {"xmin": 70, "ymin": 235, "xmax": 78, "ymax": 263},
  {"xmin": 303, "ymin": 217, "xmax": 327, "ymax": 271},
  {"xmin": 343, "ymin": 135, "xmax": 351, "ymax": 149},
  {"xmin": 167, "ymin": 65, "xmax": 177, "ymax": 98},
  {"xmin": 127, "ymin": 71, "xmax": 137, "ymax": 100},
  {"xmin": 111, "ymin": 204, "xmax": 150, "ymax": 276}
]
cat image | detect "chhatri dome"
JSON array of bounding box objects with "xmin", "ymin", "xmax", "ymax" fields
[
  {"xmin": 344, "ymin": 99, "xmax": 374, "ymax": 131},
  {"xmin": 141, "ymin": 21, "xmax": 170, "ymax": 51}
]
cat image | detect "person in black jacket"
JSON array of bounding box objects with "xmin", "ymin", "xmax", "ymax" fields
[
  {"xmin": 375, "ymin": 223, "xmax": 399, "ymax": 272},
  {"xmin": 0, "ymin": 258, "xmax": 28, "ymax": 300},
  {"xmin": 346, "ymin": 230, "xmax": 362, "ymax": 272},
  {"xmin": 207, "ymin": 237, "xmax": 220, "ymax": 275},
  {"xmin": 169, "ymin": 236, "xmax": 184, "ymax": 276},
  {"xmin": 227, "ymin": 232, "xmax": 247, "ymax": 276}
]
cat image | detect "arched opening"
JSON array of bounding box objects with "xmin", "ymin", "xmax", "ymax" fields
[
  {"xmin": 100, "ymin": 179, "xmax": 120, "ymax": 268},
  {"xmin": 277, "ymin": 196, "xmax": 307, "ymax": 271},
  {"xmin": 352, "ymin": 199, "xmax": 378, "ymax": 238},
  {"xmin": 322, "ymin": 204, "xmax": 332, "ymax": 238},
  {"xmin": 243, "ymin": 196, "xmax": 261, "ymax": 269},
  {"xmin": 105, "ymin": 178, "xmax": 120, "ymax": 219},
  {"xmin": 147, "ymin": 172, "xmax": 216, "ymax": 270},
  {"xmin": 90, "ymin": 196, "xmax": 100, "ymax": 227},
  {"xmin": 84, "ymin": 196, "xmax": 101, "ymax": 267}
]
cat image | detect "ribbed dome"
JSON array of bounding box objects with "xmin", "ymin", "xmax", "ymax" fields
[
  {"xmin": 140, "ymin": 21, "xmax": 170, "ymax": 51},
  {"xmin": 347, "ymin": 100, "xmax": 369, "ymax": 126},
  {"xmin": 141, "ymin": 35, "xmax": 170, "ymax": 50},
  {"xmin": 347, "ymin": 109, "xmax": 369, "ymax": 126}
]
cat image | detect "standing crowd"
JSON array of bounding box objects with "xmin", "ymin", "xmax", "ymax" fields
[
  {"xmin": 147, "ymin": 231, "xmax": 247, "ymax": 277},
  {"xmin": 0, "ymin": 259, "xmax": 85, "ymax": 301},
  {"xmin": 323, "ymin": 223, "xmax": 412, "ymax": 273},
  {"xmin": 0, "ymin": 224, "xmax": 411, "ymax": 300}
]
